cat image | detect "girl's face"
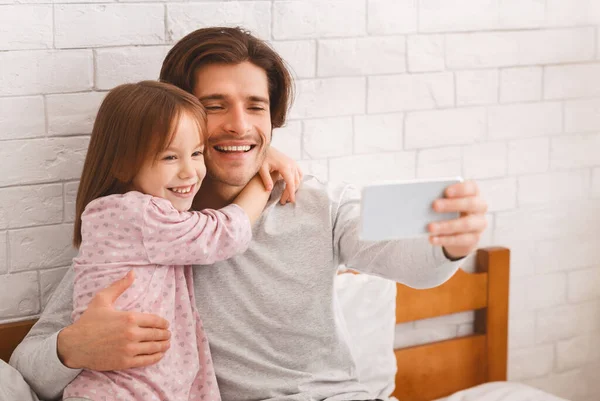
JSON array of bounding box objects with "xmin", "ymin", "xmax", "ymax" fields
[{"xmin": 132, "ymin": 111, "xmax": 206, "ymax": 212}]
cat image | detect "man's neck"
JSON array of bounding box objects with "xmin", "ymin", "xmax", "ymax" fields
[{"xmin": 193, "ymin": 178, "xmax": 245, "ymax": 210}]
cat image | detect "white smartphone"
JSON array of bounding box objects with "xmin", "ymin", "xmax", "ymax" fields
[{"xmin": 359, "ymin": 176, "xmax": 463, "ymax": 241}]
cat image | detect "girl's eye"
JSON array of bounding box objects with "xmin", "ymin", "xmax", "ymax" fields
[
  {"xmin": 162, "ymin": 155, "xmax": 176, "ymax": 161},
  {"xmin": 192, "ymin": 151, "xmax": 203, "ymax": 157}
]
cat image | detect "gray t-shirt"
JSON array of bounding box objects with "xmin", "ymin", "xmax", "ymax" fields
[{"xmin": 10, "ymin": 176, "xmax": 462, "ymax": 401}]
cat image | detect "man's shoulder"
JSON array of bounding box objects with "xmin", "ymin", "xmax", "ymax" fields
[{"xmin": 297, "ymin": 175, "xmax": 360, "ymax": 205}]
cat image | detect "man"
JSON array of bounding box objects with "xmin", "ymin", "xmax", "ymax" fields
[{"xmin": 10, "ymin": 27, "xmax": 488, "ymax": 401}]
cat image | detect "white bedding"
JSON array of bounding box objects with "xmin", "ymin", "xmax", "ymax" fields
[
  {"xmin": 335, "ymin": 274, "xmax": 569, "ymax": 401},
  {"xmin": 432, "ymin": 382, "xmax": 568, "ymax": 401}
]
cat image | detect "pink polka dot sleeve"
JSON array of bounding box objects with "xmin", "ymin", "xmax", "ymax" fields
[{"xmin": 142, "ymin": 197, "xmax": 252, "ymax": 266}]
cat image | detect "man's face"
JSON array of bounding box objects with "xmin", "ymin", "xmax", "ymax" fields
[{"xmin": 193, "ymin": 61, "xmax": 272, "ymax": 187}]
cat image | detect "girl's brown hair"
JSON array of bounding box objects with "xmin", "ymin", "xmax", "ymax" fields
[
  {"xmin": 73, "ymin": 80, "xmax": 206, "ymax": 247},
  {"xmin": 159, "ymin": 26, "xmax": 294, "ymax": 128}
]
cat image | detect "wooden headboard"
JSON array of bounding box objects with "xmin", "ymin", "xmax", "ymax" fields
[
  {"xmin": 1, "ymin": 247, "xmax": 509, "ymax": 401},
  {"xmin": 0, "ymin": 319, "xmax": 37, "ymax": 363},
  {"xmin": 392, "ymin": 247, "xmax": 510, "ymax": 401}
]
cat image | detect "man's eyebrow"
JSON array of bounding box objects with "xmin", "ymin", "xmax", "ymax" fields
[
  {"xmin": 248, "ymin": 96, "xmax": 269, "ymax": 105},
  {"xmin": 198, "ymin": 94, "xmax": 225, "ymax": 102},
  {"xmin": 198, "ymin": 94, "xmax": 269, "ymax": 105}
]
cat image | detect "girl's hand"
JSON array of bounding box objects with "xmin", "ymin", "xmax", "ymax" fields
[{"xmin": 259, "ymin": 147, "xmax": 303, "ymax": 204}]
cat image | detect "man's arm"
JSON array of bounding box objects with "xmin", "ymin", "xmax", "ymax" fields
[
  {"xmin": 332, "ymin": 184, "xmax": 464, "ymax": 289},
  {"xmin": 9, "ymin": 268, "xmax": 81, "ymax": 400},
  {"xmin": 10, "ymin": 269, "xmax": 171, "ymax": 401}
]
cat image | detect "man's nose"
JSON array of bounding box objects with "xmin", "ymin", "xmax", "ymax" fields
[{"xmin": 223, "ymin": 104, "xmax": 251, "ymax": 135}]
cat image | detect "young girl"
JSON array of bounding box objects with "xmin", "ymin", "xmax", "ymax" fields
[{"xmin": 62, "ymin": 81, "xmax": 300, "ymax": 401}]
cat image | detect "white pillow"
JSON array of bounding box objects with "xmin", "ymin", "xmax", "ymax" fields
[
  {"xmin": 0, "ymin": 360, "xmax": 40, "ymax": 401},
  {"xmin": 335, "ymin": 273, "xmax": 397, "ymax": 398},
  {"xmin": 434, "ymin": 381, "xmax": 568, "ymax": 401}
]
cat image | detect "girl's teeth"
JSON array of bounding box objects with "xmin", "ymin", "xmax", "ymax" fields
[{"xmin": 172, "ymin": 186, "xmax": 192, "ymax": 194}]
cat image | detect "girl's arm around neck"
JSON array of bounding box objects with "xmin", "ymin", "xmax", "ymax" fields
[{"xmin": 231, "ymin": 173, "xmax": 276, "ymax": 224}]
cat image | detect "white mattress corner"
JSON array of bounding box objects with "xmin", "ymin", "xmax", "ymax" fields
[{"xmin": 430, "ymin": 381, "xmax": 569, "ymax": 401}]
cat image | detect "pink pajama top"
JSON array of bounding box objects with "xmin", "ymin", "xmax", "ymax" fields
[{"xmin": 62, "ymin": 191, "xmax": 252, "ymax": 401}]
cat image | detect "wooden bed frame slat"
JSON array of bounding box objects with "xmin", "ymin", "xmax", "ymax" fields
[
  {"xmin": 0, "ymin": 319, "xmax": 37, "ymax": 363},
  {"xmin": 395, "ymin": 268, "xmax": 488, "ymax": 324},
  {"xmin": 475, "ymin": 248, "xmax": 510, "ymax": 382},
  {"xmin": 393, "ymin": 247, "xmax": 510, "ymax": 401},
  {"xmin": 394, "ymin": 334, "xmax": 488, "ymax": 401}
]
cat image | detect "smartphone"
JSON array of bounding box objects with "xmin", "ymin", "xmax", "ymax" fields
[{"xmin": 359, "ymin": 177, "xmax": 463, "ymax": 241}]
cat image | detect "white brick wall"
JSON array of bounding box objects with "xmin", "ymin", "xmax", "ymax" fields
[
  {"xmin": 488, "ymin": 102, "xmax": 563, "ymax": 139},
  {"xmin": 55, "ymin": 4, "xmax": 165, "ymax": 48},
  {"xmin": 0, "ymin": 232, "xmax": 6, "ymax": 275},
  {"xmin": 367, "ymin": 0, "xmax": 417, "ymax": 35},
  {"xmin": 291, "ymin": 77, "xmax": 365, "ymax": 118},
  {"xmin": 168, "ymin": 2, "xmax": 271, "ymax": 42},
  {"xmin": 405, "ymin": 107, "xmax": 485, "ymax": 148},
  {"xmin": 272, "ymin": 122, "xmax": 302, "ymax": 160},
  {"xmin": 544, "ymin": 63, "xmax": 600, "ymax": 100},
  {"xmin": 463, "ymin": 141, "xmax": 507, "ymax": 179},
  {"xmin": 507, "ymin": 137, "xmax": 549, "ymax": 175},
  {"xmin": 47, "ymin": 92, "xmax": 106, "ymax": 136},
  {"xmin": 0, "ymin": 97, "xmax": 46, "ymax": 140},
  {"xmin": 1, "ymin": 0, "xmax": 599, "ymax": 398},
  {"xmin": 0, "ymin": 138, "xmax": 89, "ymax": 187},
  {"xmin": 9, "ymin": 224, "xmax": 77, "ymax": 272},
  {"xmin": 0, "ymin": 5, "xmax": 53, "ymax": 51},
  {"xmin": 568, "ymin": 267, "xmax": 600, "ymax": 303},
  {"xmin": 416, "ymin": 146, "xmax": 462, "ymax": 178},
  {"xmin": 0, "ymin": 50, "xmax": 93, "ymax": 96},
  {"xmin": 477, "ymin": 177, "xmax": 517, "ymax": 212},
  {"xmin": 517, "ymin": 170, "xmax": 590, "ymax": 205},
  {"xmin": 354, "ymin": 113, "xmax": 404, "ymax": 154},
  {"xmin": 500, "ymin": 67, "xmax": 543, "ymax": 103},
  {"xmin": 273, "ymin": 0, "xmax": 366, "ymax": 39},
  {"xmin": 551, "ymin": 133, "xmax": 600, "ymax": 169},
  {"xmin": 95, "ymin": 46, "xmax": 170, "ymax": 90},
  {"xmin": 0, "ymin": 185, "xmax": 63, "ymax": 229},
  {"xmin": 509, "ymin": 312, "xmax": 536, "ymax": 349},
  {"xmin": 455, "ymin": 69, "xmax": 498, "ymax": 106},
  {"xmin": 593, "ymin": 167, "xmax": 600, "ymax": 198},
  {"xmin": 329, "ymin": 152, "xmax": 416, "ymax": 185},
  {"xmin": 446, "ymin": 28, "xmax": 595, "ymax": 69},
  {"xmin": 0, "ymin": 272, "xmax": 40, "ymax": 319},
  {"xmin": 508, "ymin": 345, "xmax": 554, "ymax": 381},
  {"xmin": 368, "ymin": 72, "xmax": 454, "ymax": 113},
  {"xmin": 303, "ymin": 117, "xmax": 353, "ymax": 158},
  {"xmin": 407, "ymin": 34, "xmax": 445, "ymax": 72},
  {"xmin": 318, "ymin": 37, "xmax": 406, "ymax": 77},
  {"xmin": 565, "ymin": 98, "xmax": 600, "ymax": 132},
  {"xmin": 271, "ymin": 41, "xmax": 316, "ymax": 79}
]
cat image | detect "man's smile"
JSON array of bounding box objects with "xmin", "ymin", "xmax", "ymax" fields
[{"xmin": 214, "ymin": 145, "xmax": 255, "ymax": 153}]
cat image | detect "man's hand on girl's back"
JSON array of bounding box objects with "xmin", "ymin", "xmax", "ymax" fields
[{"xmin": 57, "ymin": 271, "xmax": 171, "ymax": 371}]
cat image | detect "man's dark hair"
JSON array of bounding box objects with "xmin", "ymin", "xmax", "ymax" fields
[{"xmin": 160, "ymin": 27, "xmax": 294, "ymax": 128}]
